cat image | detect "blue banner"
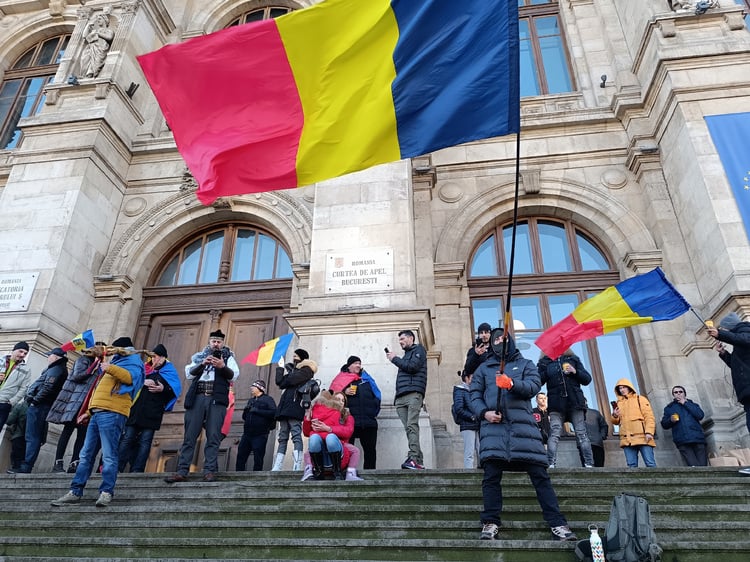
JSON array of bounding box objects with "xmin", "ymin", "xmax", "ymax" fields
[{"xmin": 705, "ymin": 112, "xmax": 750, "ymax": 242}]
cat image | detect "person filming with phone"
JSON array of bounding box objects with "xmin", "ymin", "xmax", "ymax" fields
[{"xmin": 464, "ymin": 323, "xmax": 492, "ymax": 377}]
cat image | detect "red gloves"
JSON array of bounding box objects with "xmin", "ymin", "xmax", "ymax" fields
[{"xmin": 496, "ymin": 373, "xmax": 513, "ymax": 390}]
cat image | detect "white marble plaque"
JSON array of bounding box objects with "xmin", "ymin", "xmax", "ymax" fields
[
  {"xmin": 0, "ymin": 272, "xmax": 39, "ymax": 312},
  {"xmin": 325, "ymin": 248, "xmax": 393, "ymax": 294}
]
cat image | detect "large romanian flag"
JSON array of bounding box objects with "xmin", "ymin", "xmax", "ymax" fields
[
  {"xmin": 242, "ymin": 333, "xmax": 294, "ymax": 366},
  {"xmin": 60, "ymin": 330, "xmax": 95, "ymax": 353},
  {"xmin": 535, "ymin": 268, "xmax": 690, "ymax": 360},
  {"xmin": 137, "ymin": 0, "xmax": 520, "ymax": 204}
]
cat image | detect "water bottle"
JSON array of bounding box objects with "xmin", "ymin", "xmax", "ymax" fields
[{"xmin": 589, "ymin": 524, "xmax": 605, "ymax": 562}]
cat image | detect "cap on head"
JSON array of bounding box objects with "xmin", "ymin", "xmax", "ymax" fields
[
  {"xmin": 719, "ymin": 312, "xmax": 742, "ymax": 331},
  {"xmin": 13, "ymin": 341, "xmax": 30, "ymax": 352},
  {"xmin": 152, "ymin": 344, "xmax": 168, "ymax": 358},
  {"xmin": 46, "ymin": 347, "xmax": 67, "ymax": 358},
  {"xmin": 111, "ymin": 337, "xmax": 134, "ymax": 348},
  {"xmin": 294, "ymin": 348, "xmax": 309, "ymax": 361},
  {"xmin": 346, "ymin": 355, "xmax": 361, "ymax": 369},
  {"xmin": 477, "ymin": 322, "xmax": 492, "ymax": 333},
  {"xmin": 209, "ymin": 329, "xmax": 225, "ymax": 341},
  {"xmin": 251, "ymin": 379, "xmax": 267, "ymax": 393}
]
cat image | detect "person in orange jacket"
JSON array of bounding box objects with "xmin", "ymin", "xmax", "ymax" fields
[{"xmin": 611, "ymin": 378, "xmax": 656, "ymax": 467}]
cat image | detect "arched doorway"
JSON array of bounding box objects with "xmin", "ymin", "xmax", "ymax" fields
[{"xmin": 133, "ymin": 223, "xmax": 293, "ymax": 473}]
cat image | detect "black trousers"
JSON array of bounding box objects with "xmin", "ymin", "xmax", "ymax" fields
[{"xmin": 351, "ymin": 426, "xmax": 378, "ymax": 469}]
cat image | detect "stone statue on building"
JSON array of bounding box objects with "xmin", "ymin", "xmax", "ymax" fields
[
  {"xmin": 668, "ymin": 0, "xmax": 718, "ymax": 14},
  {"xmin": 80, "ymin": 13, "xmax": 114, "ymax": 78}
]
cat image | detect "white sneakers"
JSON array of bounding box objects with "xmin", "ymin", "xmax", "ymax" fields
[
  {"xmin": 51, "ymin": 491, "xmax": 81, "ymax": 506},
  {"xmin": 95, "ymin": 492, "xmax": 112, "ymax": 507}
]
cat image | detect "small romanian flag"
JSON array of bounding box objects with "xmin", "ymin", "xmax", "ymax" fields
[
  {"xmin": 137, "ymin": 0, "xmax": 520, "ymax": 204},
  {"xmin": 60, "ymin": 329, "xmax": 96, "ymax": 353},
  {"xmin": 535, "ymin": 268, "xmax": 690, "ymax": 360},
  {"xmin": 242, "ymin": 333, "xmax": 294, "ymax": 366}
]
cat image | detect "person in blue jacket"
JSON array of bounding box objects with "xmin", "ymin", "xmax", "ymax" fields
[{"xmin": 660, "ymin": 385, "xmax": 707, "ymax": 466}]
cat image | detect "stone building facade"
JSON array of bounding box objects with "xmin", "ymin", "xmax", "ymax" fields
[{"xmin": 1, "ymin": 0, "xmax": 749, "ymax": 471}]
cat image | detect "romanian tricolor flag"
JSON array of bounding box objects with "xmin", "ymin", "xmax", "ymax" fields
[
  {"xmin": 60, "ymin": 329, "xmax": 96, "ymax": 353},
  {"xmin": 535, "ymin": 268, "xmax": 690, "ymax": 360},
  {"xmin": 137, "ymin": 0, "xmax": 520, "ymax": 204},
  {"xmin": 242, "ymin": 333, "xmax": 294, "ymax": 366}
]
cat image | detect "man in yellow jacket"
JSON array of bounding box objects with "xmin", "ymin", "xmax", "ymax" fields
[
  {"xmin": 611, "ymin": 378, "xmax": 657, "ymax": 467},
  {"xmin": 51, "ymin": 337, "xmax": 144, "ymax": 507}
]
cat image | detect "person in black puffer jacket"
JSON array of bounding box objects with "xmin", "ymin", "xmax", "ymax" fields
[
  {"xmin": 236, "ymin": 379, "xmax": 277, "ymax": 471},
  {"xmin": 660, "ymin": 386, "xmax": 706, "ymax": 466},
  {"xmin": 470, "ymin": 328, "xmax": 576, "ymax": 543},
  {"xmin": 537, "ymin": 350, "xmax": 595, "ymax": 468},
  {"xmin": 709, "ymin": 312, "xmax": 750, "ymax": 437},
  {"xmin": 453, "ymin": 370, "xmax": 480, "ymax": 468}
]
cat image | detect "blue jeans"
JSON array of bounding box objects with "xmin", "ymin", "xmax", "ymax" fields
[
  {"xmin": 308, "ymin": 433, "xmax": 342, "ymax": 465},
  {"xmin": 623, "ymin": 444, "xmax": 656, "ymax": 467},
  {"xmin": 481, "ymin": 459, "xmax": 567, "ymax": 527},
  {"xmin": 118, "ymin": 425, "xmax": 155, "ymax": 472},
  {"xmin": 70, "ymin": 410, "xmax": 126, "ymax": 496},
  {"xmin": 21, "ymin": 403, "xmax": 51, "ymax": 472},
  {"xmin": 461, "ymin": 429, "xmax": 479, "ymax": 469}
]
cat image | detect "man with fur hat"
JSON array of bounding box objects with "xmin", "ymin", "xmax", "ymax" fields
[
  {"xmin": 236, "ymin": 379, "xmax": 277, "ymax": 471},
  {"xmin": 52, "ymin": 336, "xmax": 144, "ymax": 507},
  {"xmin": 708, "ymin": 311, "xmax": 750, "ymax": 437},
  {"xmin": 119, "ymin": 343, "xmax": 181, "ymax": 472},
  {"xmin": 165, "ymin": 329, "xmax": 239, "ymax": 483},
  {"xmin": 470, "ymin": 327, "xmax": 576, "ymax": 542},
  {"xmin": 272, "ymin": 348, "xmax": 317, "ymax": 471},
  {"xmin": 15, "ymin": 347, "xmax": 68, "ymax": 473},
  {"xmin": 0, "ymin": 341, "xmax": 33, "ymax": 430}
]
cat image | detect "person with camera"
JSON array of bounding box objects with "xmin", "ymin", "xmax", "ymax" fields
[
  {"xmin": 165, "ymin": 329, "xmax": 239, "ymax": 484},
  {"xmin": 272, "ymin": 348, "xmax": 317, "ymax": 471},
  {"xmin": 463, "ymin": 322, "xmax": 492, "ymax": 377}
]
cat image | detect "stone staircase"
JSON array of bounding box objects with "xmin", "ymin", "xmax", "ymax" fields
[{"xmin": 0, "ymin": 467, "xmax": 748, "ymax": 561}]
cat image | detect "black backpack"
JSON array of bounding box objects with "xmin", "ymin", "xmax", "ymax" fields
[
  {"xmin": 575, "ymin": 493, "xmax": 662, "ymax": 562},
  {"xmin": 295, "ymin": 378, "xmax": 320, "ymax": 409}
]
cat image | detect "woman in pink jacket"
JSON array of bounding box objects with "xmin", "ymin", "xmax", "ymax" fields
[{"xmin": 302, "ymin": 390, "xmax": 354, "ymax": 480}]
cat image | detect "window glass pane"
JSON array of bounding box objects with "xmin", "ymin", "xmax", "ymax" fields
[
  {"xmin": 12, "ymin": 48, "xmax": 35, "ymax": 70},
  {"xmin": 269, "ymin": 8, "xmax": 290, "ymax": 18},
  {"xmin": 569, "ymin": 341, "xmax": 598, "ymax": 409},
  {"xmin": 231, "ymin": 229, "xmax": 256, "ymax": 281},
  {"xmin": 538, "ymin": 221, "xmax": 572, "ymax": 272},
  {"xmin": 254, "ymin": 234, "xmax": 276, "ymax": 280},
  {"xmin": 471, "ymin": 298, "xmax": 503, "ymax": 333},
  {"xmin": 470, "ymin": 236, "xmax": 498, "ymax": 277},
  {"xmin": 37, "ymin": 38, "xmax": 60, "ymax": 66},
  {"xmin": 519, "ymin": 21, "xmax": 540, "ymax": 97},
  {"xmin": 548, "ymin": 294, "xmax": 579, "ymax": 323},
  {"xmin": 597, "ymin": 329, "xmax": 638, "ymax": 428},
  {"xmin": 537, "ymin": 17, "xmax": 573, "ymax": 94},
  {"xmin": 199, "ymin": 231, "xmax": 223, "ymax": 283},
  {"xmin": 511, "ymin": 296, "xmax": 542, "ymax": 330},
  {"xmin": 275, "ymin": 247, "xmax": 293, "ymax": 278},
  {"xmin": 157, "ymin": 256, "xmax": 179, "ymax": 286},
  {"xmin": 503, "ymin": 223, "xmax": 533, "ymax": 274},
  {"xmin": 244, "ymin": 11, "xmax": 265, "ymax": 23},
  {"xmin": 0, "ymin": 80, "xmax": 22, "ymax": 139},
  {"xmin": 178, "ymin": 239, "xmax": 202, "ymax": 285},
  {"xmin": 55, "ymin": 36, "xmax": 70, "ymax": 63},
  {"xmin": 577, "ymin": 231, "xmax": 609, "ymax": 271}
]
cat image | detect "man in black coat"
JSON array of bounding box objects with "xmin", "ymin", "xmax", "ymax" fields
[
  {"xmin": 16, "ymin": 347, "xmax": 68, "ymax": 473},
  {"xmin": 463, "ymin": 322, "xmax": 492, "ymax": 376}
]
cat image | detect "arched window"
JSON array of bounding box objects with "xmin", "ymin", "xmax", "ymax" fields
[
  {"xmin": 468, "ymin": 218, "xmax": 641, "ymax": 410},
  {"xmin": 0, "ymin": 34, "xmax": 70, "ymax": 149},
  {"xmin": 227, "ymin": 6, "xmax": 292, "ymax": 27},
  {"xmin": 155, "ymin": 225, "xmax": 292, "ymax": 286}
]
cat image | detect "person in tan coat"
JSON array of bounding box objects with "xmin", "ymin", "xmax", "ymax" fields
[{"xmin": 611, "ymin": 378, "xmax": 656, "ymax": 467}]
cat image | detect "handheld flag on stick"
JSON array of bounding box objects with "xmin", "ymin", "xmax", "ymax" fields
[
  {"xmin": 60, "ymin": 330, "xmax": 95, "ymax": 353},
  {"xmin": 535, "ymin": 268, "xmax": 690, "ymax": 360},
  {"xmin": 243, "ymin": 333, "xmax": 294, "ymax": 366},
  {"xmin": 137, "ymin": 0, "xmax": 520, "ymax": 204}
]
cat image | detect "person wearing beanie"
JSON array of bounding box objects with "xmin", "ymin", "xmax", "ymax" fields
[
  {"xmin": 118, "ymin": 343, "xmax": 182, "ymax": 473},
  {"xmin": 464, "ymin": 322, "xmax": 493, "ymax": 378},
  {"xmin": 329, "ymin": 355, "xmax": 382, "ymax": 473},
  {"xmin": 0, "ymin": 342, "xmax": 33, "ymax": 430},
  {"xmin": 165, "ymin": 328, "xmax": 239, "ymax": 484},
  {"xmin": 236, "ymin": 379, "xmax": 277, "ymax": 471},
  {"xmin": 52, "ymin": 337, "xmax": 145, "ymax": 507},
  {"xmin": 708, "ymin": 312, "xmax": 750, "ymax": 443},
  {"xmin": 272, "ymin": 348, "xmax": 317, "ymax": 471},
  {"xmin": 452, "ymin": 370, "xmax": 480, "ymax": 468}
]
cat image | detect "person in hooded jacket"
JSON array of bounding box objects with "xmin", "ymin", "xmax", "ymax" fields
[
  {"xmin": 16, "ymin": 347, "xmax": 69, "ymax": 473},
  {"xmin": 537, "ymin": 350, "xmax": 595, "ymax": 468},
  {"xmin": 708, "ymin": 312, "xmax": 750, "ymax": 435},
  {"xmin": 611, "ymin": 378, "xmax": 656, "ymax": 467},
  {"xmin": 470, "ymin": 328, "xmax": 576, "ymax": 543},
  {"xmin": 330, "ymin": 355, "xmax": 381, "ymax": 469},
  {"xmin": 453, "ymin": 370, "xmax": 480, "ymax": 468},
  {"xmin": 660, "ymin": 385, "xmax": 706, "ymax": 466},
  {"xmin": 272, "ymin": 348, "xmax": 317, "ymax": 471}
]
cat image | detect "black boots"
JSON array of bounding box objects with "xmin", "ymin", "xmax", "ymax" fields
[
  {"xmin": 310, "ymin": 452, "xmax": 325, "ymax": 481},
  {"xmin": 52, "ymin": 460, "xmax": 64, "ymax": 473},
  {"xmin": 330, "ymin": 451, "xmax": 345, "ymax": 481}
]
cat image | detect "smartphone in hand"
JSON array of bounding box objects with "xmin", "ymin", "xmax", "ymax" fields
[
  {"xmin": 384, "ymin": 347, "xmax": 389, "ymax": 353},
  {"xmin": 610, "ymin": 400, "xmax": 618, "ymax": 410}
]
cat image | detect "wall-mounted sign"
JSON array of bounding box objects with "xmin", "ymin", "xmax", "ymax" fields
[
  {"xmin": 0, "ymin": 272, "xmax": 39, "ymax": 312},
  {"xmin": 325, "ymin": 248, "xmax": 393, "ymax": 294}
]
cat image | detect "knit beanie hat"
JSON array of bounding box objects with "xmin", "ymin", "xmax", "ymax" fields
[
  {"xmin": 13, "ymin": 341, "xmax": 29, "ymax": 352},
  {"xmin": 209, "ymin": 329, "xmax": 225, "ymax": 341},
  {"xmin": 719, "ymin": 312, "xmax": 742, "ymax": 331},
  {"xmin": 152, "ymin": 344, "xmax": 168, "ymax": 358},
  {"xmin": 252, "ymin": 379, "xmax": 267, "ymax": 393},
  {"xmin": 111, "ymin": 336, "xmax": 134, "ymax": 348},
  {"xmin": 477, "ymin": 322, "xmax": 492, "ymax": 333},
  {"xmin": 294, "ymin": 348, "xmax": 309, "ymax": 361},
  {"xmin": 346, "ymin": 355, "xmax": 362, "ymax": 369}
]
